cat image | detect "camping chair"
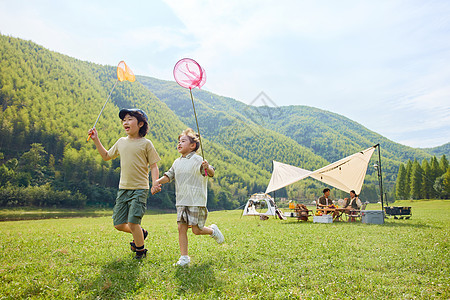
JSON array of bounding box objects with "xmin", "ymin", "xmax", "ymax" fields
[
  {"xmin": 347, "ymin": 202, "xmax": 367, "ymax": 222},
  {"xmin": 294, "ymin": 204, "xmax": 312, "ymax": 221}
]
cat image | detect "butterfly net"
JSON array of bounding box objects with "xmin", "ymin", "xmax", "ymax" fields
[
  {"xmin": 117, "ymin": 61, "xmax": 136, "ymax": 82},
  {"xmin": 173, "ymin": 58, "xmax": 206, "ymax": 89}
]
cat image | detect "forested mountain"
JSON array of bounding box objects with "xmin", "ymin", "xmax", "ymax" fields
[
  {"xmin": 423, "ymin": 143, "xmax": 450, "ymax": 157},
  {"xmin": 138, "ymin": 76, "xmax": 448, "ymax": 200},
  {"xmin": 0, "ymin": 35, "xmax": 268, "ymax": 209},
  {"xmin": 0, "ymin": 35, "xmax": 448, "ymax": 209}
]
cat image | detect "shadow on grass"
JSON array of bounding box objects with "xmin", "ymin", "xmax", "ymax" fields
[
  {"xmin": 279, "ymin": 219, "xmax": 440, "ymax": 229},
  {"xmin": 0, "ymin": 208, "xmax": 175, "ymax": 222},
  {"xmin": 382, "ymin": 221, "xmax": 441, "ymax": 229},
  {"xmin": 79, "ymin": 258, "xmax": 143, "ymax": 300},
  {"xmin": 174, "ymin": 262, "xmax": 220, "ymax": 297}
]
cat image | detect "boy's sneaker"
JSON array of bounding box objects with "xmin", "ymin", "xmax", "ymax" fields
[
  {"xmin": 210, "ymin": 224, "xmax": 225, "ymax": 244},
  {"xmin": 130, "ymin": 228, "xmax": 148, "ymax": 252},
  {"xmin": 173, "ymin": 256, "xmax": 190, "ymax": 267},
  {"xmin": 134, "ymin": 249, "xmax": 147, "ymax": 260}
]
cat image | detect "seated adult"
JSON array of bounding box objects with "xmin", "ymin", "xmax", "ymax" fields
[
  {"xmin": 317, "ymin": 188, "xmax": 333, "ymax": 208},
  {"xmin": 343, "ymin": 190, "xmax": 362, "ymax": 211},
  {"xmin": 317, "ymin": 188, "xmax": 339, "ymax": 218}
]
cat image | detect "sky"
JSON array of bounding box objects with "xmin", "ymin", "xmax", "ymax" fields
[{"xmin": 0, "ymin": 0, "xmax": 449, "ymax": 148}]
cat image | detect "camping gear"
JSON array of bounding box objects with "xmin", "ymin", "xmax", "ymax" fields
[
  {"xmin": 87, "ymin": 61, "xmax": 135, "ymax": 141},
  {"xmin": 313, "ymin": 214, "xmax": 333, "ymax": 223},
  {"xmin": 294, "ymin": 204, "xmax": 312, "ymax": 221},
  {"xmin": 384, "ymin": 206, "xmax": 412, "ymax": 219},
  {"xmin": 242, "ymin": 193, "xmax": 277, "ymax": 217},
  {"xmin": 266, "ymin": 145, "xmax": 377, "ymax": 194},
  {"xmin": 361, "ymin": 210, "xmax": 385, "ymax": 224}
]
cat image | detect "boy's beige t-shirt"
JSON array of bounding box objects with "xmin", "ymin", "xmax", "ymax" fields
[{"xmin": 108, "ymin": 137, "xmax": 160, "ymax": 189}]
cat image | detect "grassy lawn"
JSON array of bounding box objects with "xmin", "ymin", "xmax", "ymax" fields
[{"xmin": 0, "ymin": 200, "xmax": 448, "ymax": 299}]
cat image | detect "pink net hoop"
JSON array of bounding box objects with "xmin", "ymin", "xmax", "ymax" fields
[{"xmin": 173, "ymin": 58, "xmax": 206, "ymax": 89}]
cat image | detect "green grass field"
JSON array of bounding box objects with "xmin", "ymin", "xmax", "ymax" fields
[{"xmin": 0, "ymin": 200, "xmax": 449, "ymax": 299}]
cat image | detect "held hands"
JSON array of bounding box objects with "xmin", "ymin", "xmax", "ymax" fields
[
  {"xmin": 150, "ymin": 185, "xmax": 161, "ymax": 195},
  {"xmin": 151, "ymin": 184, "xmax": 161, "ymax": 195},
  {"xmin": 151, "ymin": 179, "xmax": 162, "ymax": 195}
]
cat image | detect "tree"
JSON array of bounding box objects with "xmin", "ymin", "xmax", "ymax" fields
[
  {"xmin": 439, "ymin": 155, "xmax": 449, "ymax": 174},
  {"xmin": 410, "ymin": 159, "xmax": 423, "ymax": 200},
  {"xmin": 421, "ymin": 159, "xmax": 434, "ymax": 199},
  {"xmin": 430, "ymin": 156, "xmax": 441, "ymax": 198},
  {"xmin": 435, "ymin": 167, "xmax": 450, "ymax": 199},
  {"xmin": 217, "ymin": 190, "xmax": 237, "ymax": 210},
  {"xmin": 360, "ymin": 184, "xmax": 379, "ymax": 203},
  {"xmin": 442, "ymin": 167, "xmax": 450, "ymax": 199},
  {"xmin": 395, "ymin": 163, "xmax": 408, "ymax": 200},
  {"xmin": 404, "ymin": 160, "xmax": 413, "ymax": 198},
  {"xmin": 17, "ymin": 143, "xmax": 48, "ymax": 186},
  {"xmin": 0, "ymin": 164, "xmax": 15, "ymax": 186}
]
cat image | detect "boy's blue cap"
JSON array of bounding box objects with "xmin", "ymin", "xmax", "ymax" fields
[{"xmin": 119, "ymin": 108, "xmax": 148, "ymax": 122}]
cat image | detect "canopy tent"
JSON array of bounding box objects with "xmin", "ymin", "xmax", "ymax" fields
[
  {"xmin": 242, "ymin": 193, "xmax": 277, "ymax": 216},
  {"xmin": 265, "ymin": 145, "xmax": 377, "ymax": 195},
  {"xmin": 265, "ymin": 161, "xmax": 312, "ymax": 195}
]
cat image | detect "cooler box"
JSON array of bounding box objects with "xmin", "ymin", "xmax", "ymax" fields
[
  {"xmin": 284, "ymin": 212, "xmax": 297, "ymax": 218},
  {"xmin": 313, "ymin": 215, "xmax": 333, "ymax": 223},
  {"xmin": 361, "ymin": 210, "xmax": 384, "ymax": 224}
]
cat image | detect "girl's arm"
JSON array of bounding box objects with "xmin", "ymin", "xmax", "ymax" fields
[
  {"xmin": 202, "ymin": 161, "xmax": 215, "ymax": 177},
  {"xmin": 151, "ymin": 174, "xmax": 170, "ymax": 195},
  {"xmin": 156, "ymin": 175, "xmax": 170, "ymax": 185}
]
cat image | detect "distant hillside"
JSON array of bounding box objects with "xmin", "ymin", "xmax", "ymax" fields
[
  {"xmin": 0, "ymin": 35, "xmax": 269, "ymax": 209},
  {"xmin": 1, "ymin": 34, "xmax": 447, "ymax": 209},
  {"xmin": 138, "ymin": 76, "xmax": 448, "ymax": 199},
  {"xmin": 423, "ymin": 143, "xmax": 450, "ymax": 157}
]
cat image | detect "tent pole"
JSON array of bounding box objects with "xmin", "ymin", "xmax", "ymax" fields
[
  {"xmin": 272, "ymin": 161, "xmax": 275, "ymax": 201},
  {"xmin": 376, "ymin": 144, "xmax": 385, "ymax": 211}
]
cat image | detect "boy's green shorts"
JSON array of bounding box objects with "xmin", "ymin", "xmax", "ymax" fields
[{"xmin": 113, "ymin": 189, "xmax": 148, "ymax": 226}]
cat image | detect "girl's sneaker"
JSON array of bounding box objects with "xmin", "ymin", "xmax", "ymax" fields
[
  {"xmin": 173, "ymin": 255, "xmax": 190, "ymax": 267},
  {"xmin": 210, "ymin": 224, "xmax": 225, "ymax": 244}
]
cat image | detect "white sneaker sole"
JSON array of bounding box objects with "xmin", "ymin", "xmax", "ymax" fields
[
  {"xmin": 211, "ymin": 224, "xmax": 225, "ymax": 244},
  {"xmin": 173, "ymin": 258, "xmax": 190, "ymax": 267}
]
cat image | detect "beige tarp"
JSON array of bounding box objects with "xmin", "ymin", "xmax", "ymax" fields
[
  {"xmin": 265, "ymin": 146, "xmax": 377, "ymax": 195},
  {"xmin": 265, "ymin": 161, "xmax": 312, "ymax": 195}
]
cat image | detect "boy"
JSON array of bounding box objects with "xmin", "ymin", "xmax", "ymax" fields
[
  {"xmin": 88, "ymin": 108, "xmax": 161, "ymax": 259},
  {"xmin": 153, "ymin": 128, "xmax": 224, "ymax": 266}
]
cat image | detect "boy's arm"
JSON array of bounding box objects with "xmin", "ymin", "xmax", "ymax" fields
[
  {"xmin": 88, "ymin": 128, "xmax": 111, "ymax": 161},
  {"xmin": 150, "ymin": 163, "xmax": 160, "ymax": 184},
  {"xmin": 150, "ymin": 163, "xmax": 160, "ymax": 194}
]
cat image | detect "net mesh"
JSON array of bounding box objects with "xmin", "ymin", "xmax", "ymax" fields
[
  {"xmin": 117, "ymin": 61, "xmax": 135, "ymax": 82},
  {"xmin": 173, "ymin": 58, "xmax": 206, "ymax": 89}
]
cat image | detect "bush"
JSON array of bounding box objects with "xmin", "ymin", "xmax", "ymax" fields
[{"xmin": 0, "ymin": 184, "xmax": 87, "ymax": 208}]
